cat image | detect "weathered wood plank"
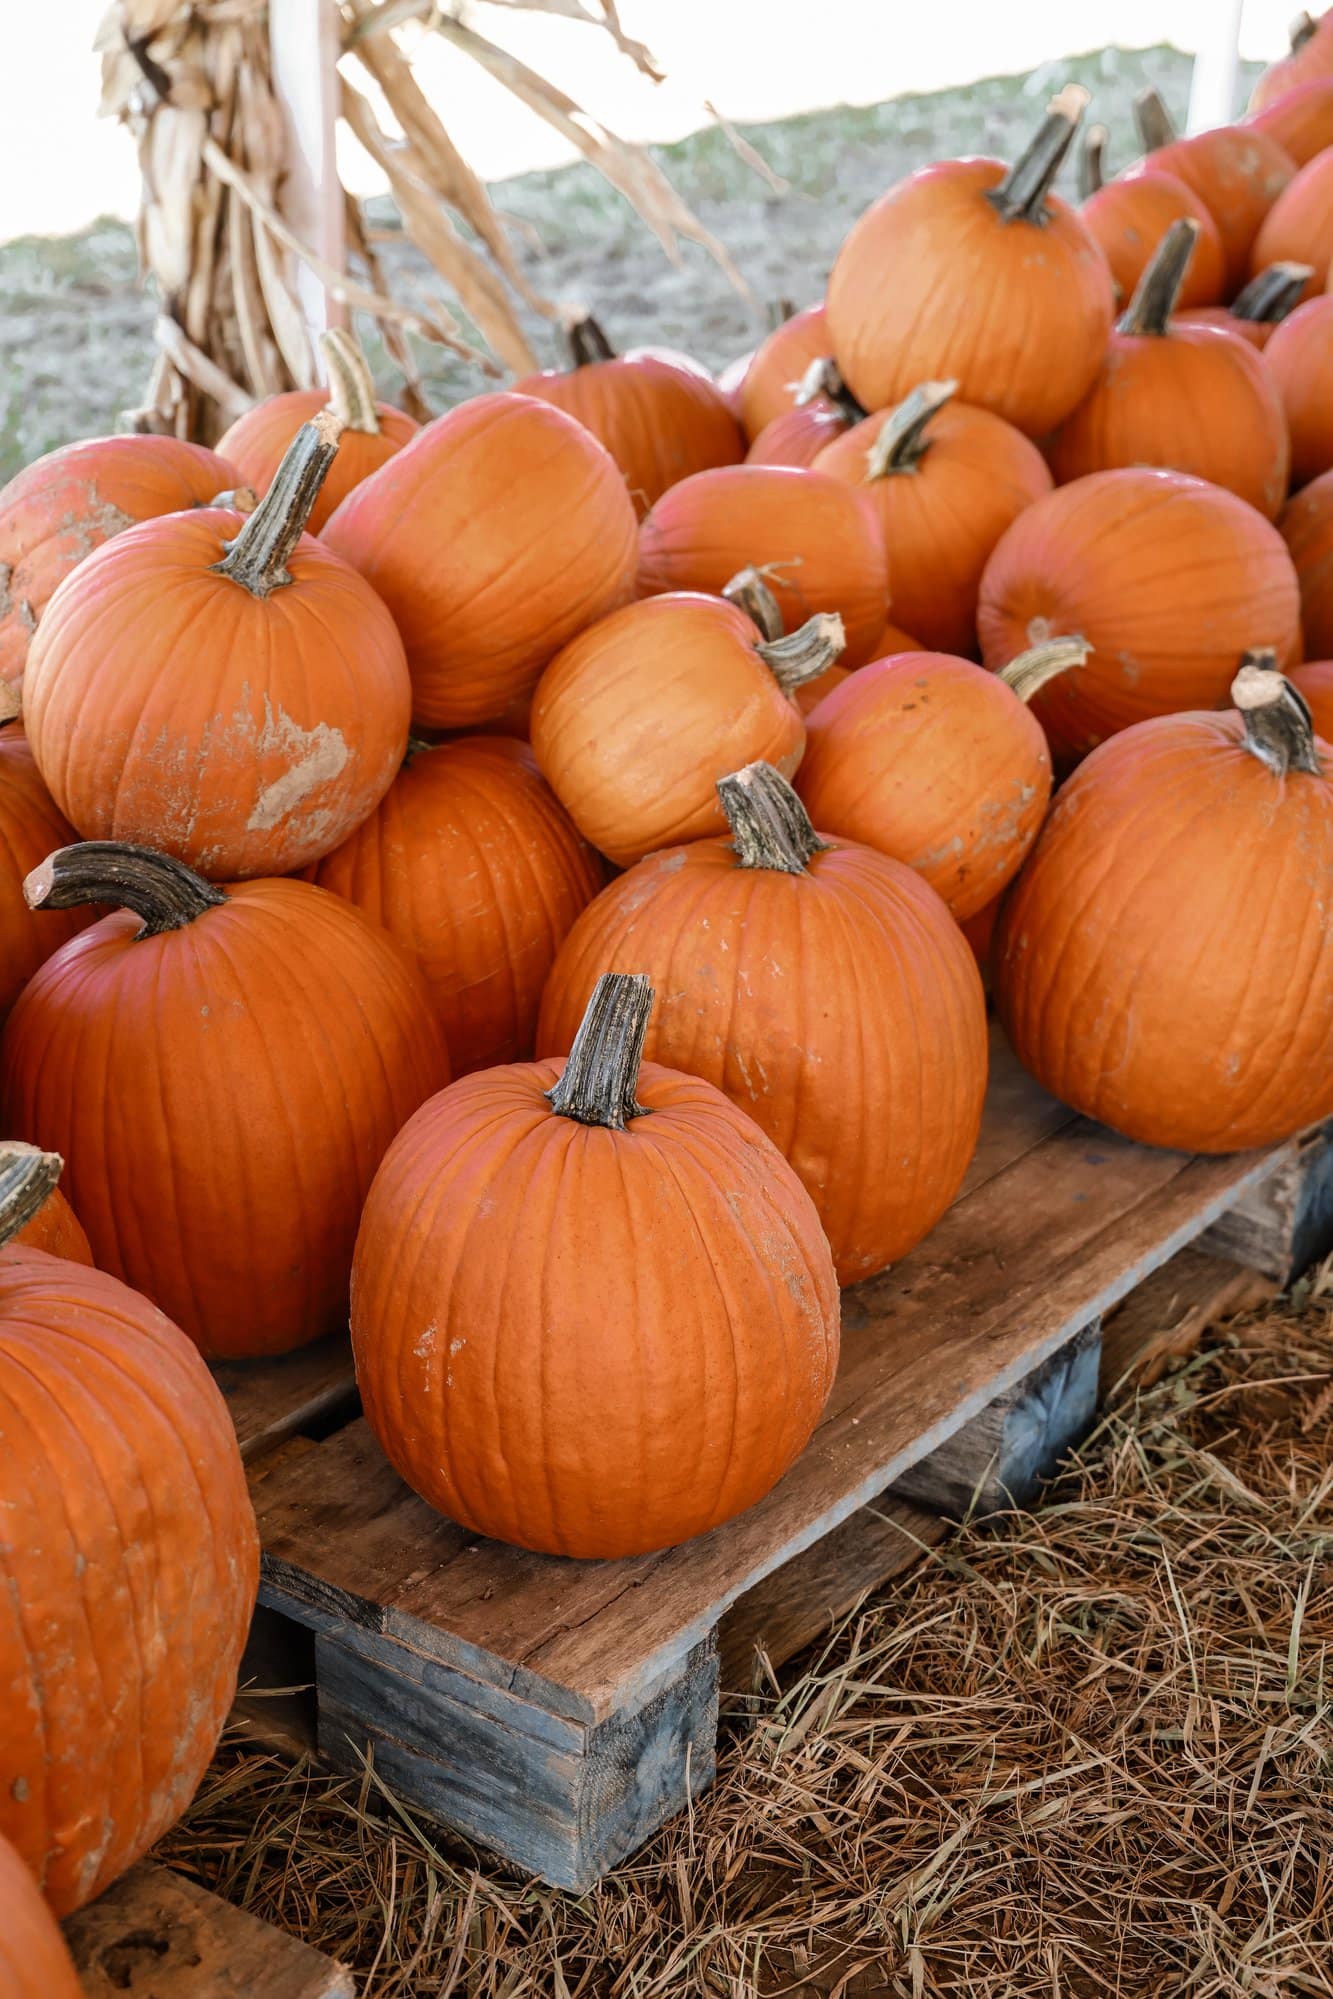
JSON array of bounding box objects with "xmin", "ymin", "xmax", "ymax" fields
[
  {"xmin": 1099, "ymin": 1247, "xmax": 1278, "ymax": 1393},
  {"xmin": 1200, "ymin": 1120, "xmax": 1333, "ymax": 1283},
  {"xmin": 216, "ymin": 1334, "xmax": 357, "ymax": 1463},
  {"xmin": 64, "ymin": 1860, "xmax": 353, "ymax": 1998}
]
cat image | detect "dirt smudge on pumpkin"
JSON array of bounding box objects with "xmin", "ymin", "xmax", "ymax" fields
[{"xmin": 246, "ymin": 699, "xmax": 350, "ymax": 832}]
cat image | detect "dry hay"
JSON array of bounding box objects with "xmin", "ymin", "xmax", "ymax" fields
[{"xmin": 163, "ymin": 1285, "xmax": 1333, "ymax": 1995}]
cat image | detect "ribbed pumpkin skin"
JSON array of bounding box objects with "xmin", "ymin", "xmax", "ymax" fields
[
  {"xmin": 1080, "ymin": 171, "xmax": 1227, "ymax": 307},
  {"xmin": 0, "ymin": 882, "xmax": 449, "ymax": 1358},
  {"xmin": 978, "ymin": 469, "xmax": 1302, "ymax": 764},
  {"xmin": 1265, "ymin": 297, "xmax": 1333, "ymax": 487},
  {"xmin": 636, "ymin": 467, "xmax": 889, "ymax": 667},
  {"xmin": 0, "ymin": 437, "xmax": 237, "ymax": 687},
  {"xmin": 22, "ymin": 509, "xmax": 412, "ymax": 880},
  {"xmin": 351, "ymin": 1060, "xmax": 840, "ymax": 1558},
  {"xmin": 511, "ymin": 351, "xmax": 743, "ymax": 516},
  {"xmin": 0, "ymin": 1251, "xmax": 257, "ymax": 1912},
  {"xmin": 12, "ymin": 1185, "xmax": 91, "ymax": 1264},
  {"xmin": 994, "ymin": 711, "xmax": 1333, "ymax": 1151},
  {"xmin": 1246, "ymin": 79, "xmax": 1333, "ymax": 164},
  {"xmin": 0, "ymin": 728, "xmax": 90, "ymax": 1023},
  {"xmin": 217, "ymin": 389, "xmax": 419, "ymax": 533},
  {"xmin": 826, "ymin": 161, "xmax": 1114, "ymax": 436},
  {"xmin": 530, "ymin": 594, "xmax": 809, "ymax": 867},
  {"xmin": 1047, "ymin": 322, "xmax": 1290, "ymax": 520},
  {"xmin": 737, "ymin": 305, "xmax": 830, "ymax": 440},
  {"xmin": 746, "ymin": 402, "xmax": 851, "ymax": 467},
  {"xmin": 1281, "ymin": 468, "xmax": 1333, "ymax": 654},
  {"xmin": 0, "ymin": 1834, "xmax": 82, "ymax": 1996},
  {"xmin": 1128, "ymin": 128, "xmax": 1294, "ymax": 291},
  {"xmin": 1251, "ymin": 19, "xmax": 1333, "ymax": 112},
  {"xmin": 796, "ymin": 652, "xmax": 1052, "ymax": 919},
  {"xmin": 1170, "ymin": 304, "xmax": 1284, "ymax": 350},
  {"xmin": 311, "ymin": 738, "xmax": 602, "ymax": 1076},
  {"xmin": 1291, "ymin": 660, "xmax": 1333, "ymax": 739},
  {"xmin": 1249, "ymin": 149, "xmax": 1333, "ymax": 293},
  {"xmin": 814, "ymin": 402, "xmax": 1053, "ymax": 657},
  {"xmin": 538, "ymin": 840, "xmax": 987, "ymax": 1283},
  {"xmin": 324, "ymin": 393, "xmax": 638, "ymax": 728}
]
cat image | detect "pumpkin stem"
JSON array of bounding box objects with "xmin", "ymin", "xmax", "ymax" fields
[
  {"xmin": 998, "ymin": 636, "xmax": 1091, "ymax": 703},
  {"xmin": 864, "ymin": 380, "xmax": 959, "ymax": 479},
  {"xmin": 756, "ymin": 612, "xmax": 847, "ymax": 693},
  {"xmin": 213, "ymin": 409, "xmax": 343, "ymax": 597},
  {"xmin": 0, "ymin": 1142, "xmax": 64, "ymax": 1251},
  {"xmin": 208, "ymin": 484, "xmax": 258, "ymax": 514},
  {"xmin": 566, "ymin": 315, "xmax": 617, "ymax": 368},
  {"xmin": 1079, "ymin": 122, "xmax": 1108, "ymax": 199},
  {"xmin": 986, "ymin": 84, "xmax": 1089, "ymax": 225},
  {"xmin": 1290, "ymin": 10, "xmax": 1318, "ymax": 53},
  {"xmin": 1118, "ymin": 218, "xmax": 1198, "ymax": 336},
  {"xmin": 1134, "ymin": 86, "xmax": 1178, "ymax": 152},
  {"xmin": 1232, "ymin": 664, "xmax": 1323, "ymax": 777},
  {"xmin": 545, "ymin": 972, "xmax": 653, "ymax": 1129},
  {"xmin": 722, "ymin": 566, "xmax": 785, "ymax": 642},
  {"xmin": 717, "ymin": 761, "xmax": 829, "ymax": 875},
  {"xmin": 792, "ymin": 356, "xmax": 868, "ymax": 423},
  {"xmin": 1230, "ymin": 263, "xmax": 1314, "ymax": 323},
  {"xmin": 768, "ymin": 297, "xmax": 797, "ymax": 331},
  {"xmin": 25, "ymin": 842, "xmax": 226, "ymax": 937},
  {"xmin": 320, "ymin": 329, "xmax": 382, "ymax": 435}
]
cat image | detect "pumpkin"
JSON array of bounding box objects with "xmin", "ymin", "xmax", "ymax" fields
[
  {"xmin": 216, "ymin": 329, "xmax": 419, "ymax": 536},
  {"xmin": 22, "ymin": 416, "xmax": 412, "ymax": 880},
  {"xmin": 959, "ymin": 897, "xmax": 1000, "ymax": 984},
  {"xmin": 746, "ymin": 401, "xmax": 853, "ymax": 467},
  {"xmin": 1290, "ymin": 658, "xmax": 1333, "ymax": 738},
  {"xmin": 0, "ymin": 1142, "xmax": 258, "ymax": 1914},
  {"xmin": 0, "ymin": 434, "xmax": 238, "ymax": 688},
  {"xmin": 1280, "ymin": 465, "xmax": 1333, "ymax": 655},
  {"xmin": 1079, "ymin": 132, "xmax": 1227, "ymax": 307},
  {"xmin": 0, "ymin": 1833, "xmax": 82, "ymax": 1997},
  {"xmin": 795, "ymin": 637, "xmax": 1083, "ymax": 920},
  {"xmin": 813, "ymin": 381, "xmax": 1054, "ymax": 657},
  {"xmin": 1264, "ymin": 295, "xmax": 1333, "ymax": 487},
  {"xmin": 531, "ymin": 587, "xmax": 844, "ymax": 867},
  {"xmin": 0, "ymin": 843, "xmax": 449, "ymax": 1359},
  {"xmin": 978, "ymin": 467, "xmax": 1302, "ymax": 764},
  {"xmin": 1047, "ymin": 221, "xmax": 1290, "ymax": 520},
  {"xmin": 636, "ymin": 464, "xmax": 889, "ymax": 667},
  {"xmin": 826, "ymin": 87, "xmax": 1115, "ymax": 436},
  {"xmin": 538, "ymin": 762, "xmax": 988, "ymax": 1283},
  {"xmin": 995, "ymin": 665, "xmax": 1333, "ymax": 1152},
  {"xmin": 1246, "ymin": 77, "xmax": 1333, "ymax": 163},
  {"xmin": 1172, "ymin": 261, "xmax": 1313, "ymax": 348},
  {"xmin": 0, "ymin": 722, "xmax": 90, "ymax": 1024},
  {"xmin": 7, "ymin": 1155, "xmax": 91, "ymax": 1264},
  {"xmin": 352, "ymin": 971, "xmax": 840, "ymax": 1559},
  {"xmin": 1250, "ymin": 10, "xmax": 1333, "ymax": 112},
  {"xmin": 1247, "ymin": 147, "xmax": 1333, "ymax": 296},
  {"xmin": 737, "ymin": 303, "xmax": 832, "ymax": 440},
  {"xmin": 1128, "ymin": 88, "xmax": 1295, "ymax": 292},
  {"xmin": 324, "ymin": 392, "xmax": 638, "ymax": 728},
  {"xmin": 311, "ymin": 736, "xmax": 602, "ymax": 1076},
  {"xmin": 511, "ymin": 316, "xmax": 743, "ymax": 517}
]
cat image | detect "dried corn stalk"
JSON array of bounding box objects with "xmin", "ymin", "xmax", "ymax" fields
[{"xmin": 97, "ymin": 0, "xmax": 756, "ymax": 441}]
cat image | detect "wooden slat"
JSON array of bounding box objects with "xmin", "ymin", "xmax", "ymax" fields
[
  {"xmin": 217, "ymin": 1334, "xmax": 357, "ymax": 1463},
  {"xmin": 1099, "ymin": 1246, "xmax": 1278, "ymax": 1392}
]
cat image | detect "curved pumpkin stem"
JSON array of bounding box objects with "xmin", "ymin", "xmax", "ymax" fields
[
  {"xmin": 1290, "ymin": 10, "xmax": 1318, "ymax": 53},
  {"xmin": 792, "ymin": 356, "xmax": 868, "ymax": 423},
  {"xmin": 1119, "ymin": 219, "xmax": 1198, "ymax": 336},
  {"xmin": 0, "ymin": 1141, "xmax": 64, "ymax": 1251},
  {"xmin": 986, "ymin": 84, "xmax": 1089, "ymax": 225},
  {"xmin": 1232, "ymin": 664, "xmax": 1322, "ymax": 776},
  {"xmin": 214, "ymin": 409, "xmax": 343, "ymax": 598},
  {"xmin": 1133, "ymin": 86, "xmax": 1177, "ymax": 153},
  {"xmin": 565, "ymin": 316, "xmax": 617, "ymax": 368},
  {"xmin": 1231, "ymin": 263, "xmax": 1314, "ymax": 324},
  {"xmin": 717, "ymin": 761, "xmax": 829, "ymax": 875},
  {"xmin": 865, "ymin": 380, "xmax": 959, "ymax": 479},
  {"xmin": 999, "ymin": 636, "xmax": 1090, "ymax": 703},
  {"xmin": 1079, "ymin": 122, "xmax": 1108, "ymax": 200},
  {"xmin": 756, "ymin": 612, "xmax": 847, "ymax": 693},
  {"xmin": 207, "ymin": 484, "xmax": 259, "ymax": 514},
  {"xmin": 722, "ymin": 566, "xmax": 785, "ymax": 642},
  {"xmin": 546, "ymin": 972, "xmax": 653, "ymax": 1129},
  {"xmin": 321, "ymin": 329, "xmax": 382, "ymax": 435},
  {"xmin": 25, "ymin": 842, "xmax": 226, "ymax": 937}
]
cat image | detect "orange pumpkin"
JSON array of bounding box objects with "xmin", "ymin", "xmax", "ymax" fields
[
  {"xmin": 1291, "ymin": 658, "xmax": 1333, "ymax": 738},
  {"xmin": 959, "ymin": 896, "xmax": 1000, "ymax": 985},
  {"xmin": 311, "ymin": 736, "xmax": 602, "ymax": 1076},
  {"xmin": 0, "ymin": 1143, "xmax": 258, "ymax": 1915},
  {"xmin": 795, "ymin": 639, "xmax": 1082, "ymax": 919},
  {"xmin": 1172, "ymin": 262, "xmax": 1313, "ymax": 347},
  {"xmin": 353, "ymin": 972, "xmax": 840, "ymax": 1559},
  {"xmin": 737, "ymin": 303, "xmax": 831, "ymax": 440},
  {"xmin": 978, "ymin": 467, "xmax": 1302, "ymax": 765},
  {"xmin": 1248, "ymin": 147, "xmax": 1333, "ymax": 294},
  {"xmin": 746, "ymin": 400, "xmax": 852, "ymax": 467},
  {"xmin": 1264, "ymin": 295, "xmax": 1333, "ymax": 487},
  {"xmin": 324, "ymin": 392, "xmax": 638, "ymax": 728},
  {"xmin": 1080, "ymin": 160, "xmax": 1227, "ymax": 308},
  {"xmin": 636, "ymin": 464, "xmax": 889, "ymax": 666},
  {"xmin": 1048, "ymin": 221, "xmax": 1290, "ymax": 519},
  {"xmin": 22, "ymin": 416, "xmax": 412, "ymax": 880},
  {"xmin": 1128, "ymin": 89, "xmax": 1295, "ymax": 291},
  {"xmin": 1281, "ymin": 466, "xmax": 1333, "ymax": 654},
  {"xmin": 0, "ymin": 435, "xmax": 237, "ymax": 688},
  {"xmin": 512, "ymin": 316, "xmax": 743, "ymax": 517},
  {"xmin": 0, "ymin": 722, "xmax": 90, "ymax": 1024},
  {"xmin": 538, "ymin": 762, "xmax": 988, "ymax": 1283},
  {"xmin": 0, "ymin": 1833, "xmax": 82, "ymax": 1997},
  {"xmin": 0, "ymin": 844, "xmax": 449, "ymax": 1359},
  {"xmin": 995, "ymin": 665, "xmax": 1333, "ymax": 1151},
  {"xmin": 1250, "ymin": 10, "xmax": 1333, "ymax": 112},
  {"xmin": 531, "ymin": 588, "xmax": 844, "ymax": 866},
  {"xmin": 813, "ymin": 381, "xmax": 1053, "ymax": 657},
  {"xmin": 216, "ymin": 329, "xmax": 419, "ymax": 536},
  {"xmin": 826, "ymin": 88, "xmax": 1114, "ymax": 436},
  {"xmin": 1246, "ymin": 77, "xmax": 1333, "ymax": 163}
]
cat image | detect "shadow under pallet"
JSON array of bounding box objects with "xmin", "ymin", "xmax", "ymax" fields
[{"xmin": 221, "ymin": 1026, "xmax": 1333, "ymax": 1891}]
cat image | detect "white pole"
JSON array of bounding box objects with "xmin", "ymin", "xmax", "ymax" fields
[
  {"xmin": 269, "ymin": 0, "xmax": 347, "ymax": 369},
  {"xmin": 1186, "ymin": 0, "xmax": 1247, "ymax": 133}
]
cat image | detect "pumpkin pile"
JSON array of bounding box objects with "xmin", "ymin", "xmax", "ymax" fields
[{"xmin": 4, "ymin": 37, "xmax": 1333, "ymax": 1928}]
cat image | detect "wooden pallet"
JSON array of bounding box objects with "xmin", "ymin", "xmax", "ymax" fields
[{"xmin": 223, "ymin": 1028, "xmax": 1333, "ymax": 1891}]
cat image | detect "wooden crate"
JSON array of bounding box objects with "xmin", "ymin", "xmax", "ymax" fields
[{"xmin": 223, "ymin": 1029, "xmax": 1333, "ymax": 1891}]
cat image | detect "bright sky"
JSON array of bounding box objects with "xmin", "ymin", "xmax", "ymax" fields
[{"xmin": 1, "ymin": 0, "xmax": 1300, "ymax": 242}]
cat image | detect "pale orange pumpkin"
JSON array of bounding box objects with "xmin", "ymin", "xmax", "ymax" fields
[
  {"xmin": 1264, "ymin": 294, "xmax": 1333, "ymax": 487},
  {"xmin": 746, "ymin": 401, "xmax": 853, "ymax": 467},
  {"xmin": 737, "ymin": 303, "xmax": 831, "ymax": 440},
  {"xmin": 1246, "ymin": 76, "xmax": 1333, "ymax": 163},
  {"xmin": 1079, "ymin": 133, "xmax": 1227, "ymax": 308},
  {"xmin": 1291, "ymin": 658, "xmax": 1333, "ymax": 739},
  {"xmin": 1250, "ymin": 10, "xmax": 1333, "ymax": 112},
  {"xmin": 0, "ymin": 720, "xmax": 91, "ymax": 1024},
  {"xmin": 1248, "ymin": 146, "xmax": 1333, "ymax": 294},
  {"xmin": 1281, "ymin": 465, "xmax": 1333, "ymax": 654},
  {"xmin": 0, "ymin": 1833, "xmax": 82, "ymax": 1996},
  {"xmin": 1128, "ymin": 88, "xmax": 1295, "ymax": 292}
]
